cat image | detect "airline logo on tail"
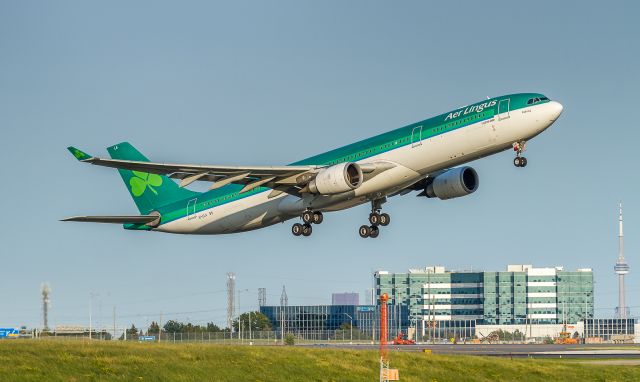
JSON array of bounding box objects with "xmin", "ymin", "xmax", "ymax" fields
[
  {"xmin": 71, "ymin": 148, "xmax": 90, "ymax": 161},
  {"xmin": 130, "ymin": 171, "xmax": 163, "ymax": 197}
]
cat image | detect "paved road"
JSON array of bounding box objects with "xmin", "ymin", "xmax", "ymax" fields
[{"xmin": 301, "ymin": 343, "xmax": 640, "ymax": 358}]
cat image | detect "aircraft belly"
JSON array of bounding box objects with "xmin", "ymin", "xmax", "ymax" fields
[{"xmin": 156, "ymin": 192, "xmax": 287, "ymax": 234}]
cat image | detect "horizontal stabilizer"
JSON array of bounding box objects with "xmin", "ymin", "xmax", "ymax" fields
[{"xmin": 61, "ymin": 215, "xmax": 159, "ymax": 224}]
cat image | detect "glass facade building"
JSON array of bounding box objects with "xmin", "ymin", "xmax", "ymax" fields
[
  {"xmin": 584, "ymin": 318, "xmax": 636, "ymax": 341},
  {"xmin": 375, "ymin": 264, "xmax": 594, "ymax": 325},
  {"xmin": 259, "ymin": 304, "xmax": 409, "ymax": 336}
]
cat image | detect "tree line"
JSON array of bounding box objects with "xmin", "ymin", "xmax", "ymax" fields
[{"xmin": 121, "ymin": 311, "xmax": 272, "ymax": 339}]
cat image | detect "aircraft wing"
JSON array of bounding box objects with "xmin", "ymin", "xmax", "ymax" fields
[
  {"xmin": 68, "ymin": 146, "xmax": 318, "ymax": 195},
  {"xmin": 61, "ymin": 215, "xmax": 160, "ymax": 224},
  {"xmin": 67, "ymin": 146, "xmax": 395, "ymax": 198}
]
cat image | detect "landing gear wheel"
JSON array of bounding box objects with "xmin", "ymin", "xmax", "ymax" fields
[
  {"xmin": 302, "ymin": 223, "xmax": 312, "ymax": 237},
  {"xmin": 379, "ymin": 213, "xmax": 390, "ymax": 226},
  {"xmin": 359, "ymin": 225, "xmax": 371, "ymax": 238},
  {"xmin": 302, "ymin": 211, "xmax": 314, "ymax": 224},
  {"xmin": 312, "ymin": 212, "xmax": 323, "ymax": 224},
  {"xmin": 513, "ymin": 141, "xmax": 527, "ymax": 168},
  {"xmin": 292, "ymin": 223, "xmax": 303, "ymax": 236},
  {"xmin": 369, "ymin": 226, "xmax": 380, "ymax": 238},
  {"xmin": 369, "ymin": 213, "xmax": 381, "ymax": 226}
]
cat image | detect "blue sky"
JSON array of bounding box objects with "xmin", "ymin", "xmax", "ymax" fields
[{"xmin": 0, "ymin": 1, "xmax": 638, "ymax": 329}]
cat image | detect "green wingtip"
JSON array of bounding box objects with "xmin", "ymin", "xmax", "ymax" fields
[{"xmin": 67, "ymin": 146, "xmax": 92, "ymax": 161}]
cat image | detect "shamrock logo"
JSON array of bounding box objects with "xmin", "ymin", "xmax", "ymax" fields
[
  {"xmin": 72, "ymin": 149, "xmax": 85, "ymax": 159},
  {"xmin": 130, "ymin": 171, "xmax": 163, "ymax": 197}
]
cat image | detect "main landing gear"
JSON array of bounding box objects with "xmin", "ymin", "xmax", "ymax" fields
[
  {"xmin": 359, "ymin": 199, "xmax": 390, "ymax": 239},
  {"xmin": 513, "ymin": 140, "xmax": 528, "ymax": 168},
  {"xmin": 291, "ymin": 210, "xmax": 323, "ymax": 237}
]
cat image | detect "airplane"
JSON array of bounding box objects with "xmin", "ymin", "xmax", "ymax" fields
[{"xmin": 64, "ymin": 93, "xmax": 563, "ymax": 238}]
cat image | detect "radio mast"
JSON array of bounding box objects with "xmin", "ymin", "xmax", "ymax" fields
[
  {"xmin": 41, "ymin": 283, "xmax": 51, "ymax": 331},
  {"xmin": 258, "ymin": 288, "xmax": 267, "ymax": 307},
  {"xmin": 226, "ymin": 273, "xmax": 236, "ymax": 332}
]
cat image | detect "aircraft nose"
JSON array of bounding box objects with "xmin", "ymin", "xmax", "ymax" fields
[{"xmin": 549, "ymin": 101, "xmax": 563, "ymax": 121}]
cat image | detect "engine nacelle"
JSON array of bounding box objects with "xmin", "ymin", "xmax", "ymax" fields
[
  {"xmin": 308, "ymin": 162, "xmax": 363, "ymax": 195},
  {"xmin": 425, "ymin": 166, "xmax": 479, "ymax": 200}
]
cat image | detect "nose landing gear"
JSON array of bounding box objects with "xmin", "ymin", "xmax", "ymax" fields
[
  {"xmin": 292, "ymin": 210, "xmax": 323, "ymax": 237},
  {"xmin": 513, "ymin": 141, "xmax": 528, "ymax": 168},
  {"xmin": 359, "ymin": 199, "xmax": 389, "ymax": 239},
  {"xmin": 513, "ymin": 156, "xmax": 528, "ymax": 167}
]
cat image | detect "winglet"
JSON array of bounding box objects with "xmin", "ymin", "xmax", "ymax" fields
[{"xmin": 67, "ymin": 146, "xmax": 93, "ymax": 161}]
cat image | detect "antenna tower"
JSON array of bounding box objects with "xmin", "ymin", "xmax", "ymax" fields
[
  {"xmin": 280, "ymin": 285, "xmax": 288, "ymax": 307},
  {"xmin": 226, "ymin": 273, "xmax": 236, "ymax": 332},
  {"xmin": 41, "ymin": 283, "xmax": 51, "ymax": 331},
  {"xmin": 258, "ymin": 288, "xmax": 267, "ymax": 307}
]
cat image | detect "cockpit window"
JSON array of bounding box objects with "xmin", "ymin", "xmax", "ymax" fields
[{"xmin": 527, "ymin": 97, "xmax": 549, "ymax": 105}]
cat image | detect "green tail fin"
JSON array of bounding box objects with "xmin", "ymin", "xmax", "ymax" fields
[
  {"xmin": 107, "ymin": 142, "xmax": 198, "ymax": 214},
  {"xmin": 67, "ymin": 146, "xmax": 92, "ymax": 161}
]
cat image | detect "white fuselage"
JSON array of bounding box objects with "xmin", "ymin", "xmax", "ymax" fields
[{"xmin": 156, "ymin": 101, "xmax": 563, "ymax": 234}]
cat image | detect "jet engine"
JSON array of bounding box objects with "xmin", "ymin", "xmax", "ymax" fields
[
  {"xmin": 424, "ymin": 166, "xmax": 479, "ymax": 200},
  {"xmin": 308, "ymin": 162, "xmax": 363, "ymax": 195}
]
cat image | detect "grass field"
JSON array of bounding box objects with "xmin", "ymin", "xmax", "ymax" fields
[{"xmin": 1, "ymin": 340, "xmax": 639, "ymax": 381}]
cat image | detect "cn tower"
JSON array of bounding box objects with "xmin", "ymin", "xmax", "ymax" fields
[{"xmin": 614, "ymin": 202, "xmax": 630, "ymax": 319}]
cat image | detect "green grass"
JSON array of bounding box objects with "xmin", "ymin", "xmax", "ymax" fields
[{"xmin": 0, "ymin": 340, "xmax": 639, "ymax": 382}]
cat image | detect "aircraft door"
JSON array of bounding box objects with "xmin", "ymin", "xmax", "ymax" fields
[
  {"xmin": 187, "ymin": 198, "xmax": 197, "ymax": 221},
  {"xmin": 498, "ymin": 98, "xmax": 510, "ymax": 120},
  {"xmin": 411, "ymin": 126, "xmax": 422, "ymax": 148}
]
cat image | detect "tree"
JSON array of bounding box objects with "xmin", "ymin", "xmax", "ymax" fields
[
  {"xmin": 284, "ymin": 333, "xmax": 295, "ymax": 346},
  {"xmin": 126, "ymin": 324, "xmax": 139, "ymax": 340},
  {"xmin": 147, "ymin": 321, "xmax": 160, "ymax": 335},
  {"xmin": 339, "ymin": 322, "xmax": 352, "ymax": 330},
  {"xmin": 232, "ymin": 311, "xmax": 272, "ymax": 332},
  {"xmin": 162, "ymin": 320, "xmax": 224, "ymax": 333},
  {"xmin": 206, "ymin": 322, "xmax": 222, "ymax": 332},
  {"xmin": 487, "ymin": 329, "xmax": 525, "ymax": 342},
  {"xmin": 163, "ymin": 320, "xmax": 184, "ymax": 333},
  {"xmin": 512, "ymin": 329, "xmax": 525, "ymax": 341}
]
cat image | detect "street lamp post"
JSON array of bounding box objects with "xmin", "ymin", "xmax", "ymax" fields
[
  {"xmin": 342, "ymin": 313, "xmax": 353, "ymax": 342},
  {"xmin": 407, "ymin": 294, "xmax": 422, "ymax": 343},
  {"xmin": 410, "ymin": 315, "xmax": 417, "ymax": 343},
  {"xmin": 237, "ymin": 289, "xmax": 249, "ymax": 344},
  {"xmin": 584, "ymin": 292, "xmax": 590, "ymax": 344},
  {"xmin": 89, "ymin": 292, "xmax": 99, "ymax": 340}
]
